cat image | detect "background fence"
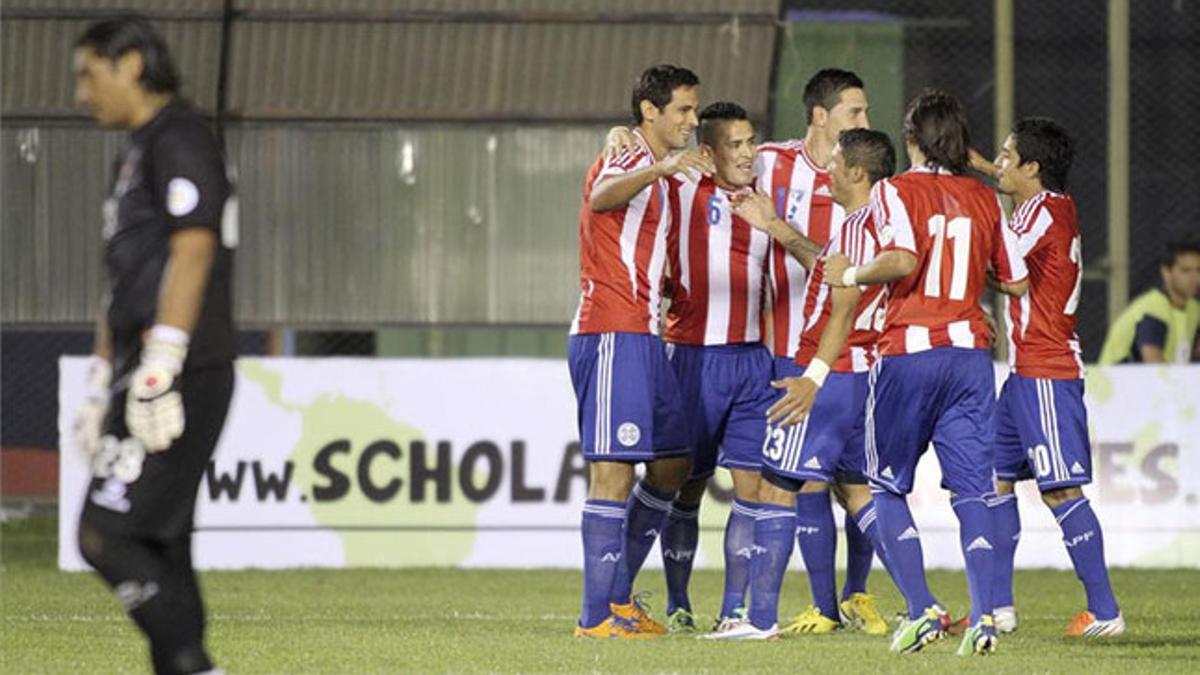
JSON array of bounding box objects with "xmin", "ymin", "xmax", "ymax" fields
[{"xmin": 3, "ymin": 0, "xmax": 1198, "ymax": 454}]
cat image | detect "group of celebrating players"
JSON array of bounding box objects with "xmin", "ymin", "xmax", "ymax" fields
[{"xmin": 567, "ymin": 64, "xmax": 1125, "ymax": 654}]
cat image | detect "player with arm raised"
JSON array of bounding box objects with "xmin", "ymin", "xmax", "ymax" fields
[
  {"xmin": 72, "ymin": 15, "xmax": 236, "ymax": 675},
  {"xmin": 651, "ymin": 102, "xmax": 773, "ymax": 634},
  {"xmin": 706, "ymin": 129, "xmax": 896, "ymax": 640},
  {"xmin": 988, "ymin": 118, "xmax": 1124, "ymax": 638},
  {"xmin": 570, "ymin": 64, "xmax": 715, "ymax": 639},
  {"xmin": 823, "ymin": 89, "xmax": 1028, "ymax": 656}
]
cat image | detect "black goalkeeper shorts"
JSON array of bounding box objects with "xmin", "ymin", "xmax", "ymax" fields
[{"xmin": 80, "ymin": 364, "xmax": 235, "ymax": 540}]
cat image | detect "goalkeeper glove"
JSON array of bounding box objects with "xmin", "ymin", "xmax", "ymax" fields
[
  {"xmin": 126, "ymin": 325, "xmax": 188, "ymax": 452},
  {"xmin": 74, "ymin": 355, "xmax": 111, "ymax": 457}
]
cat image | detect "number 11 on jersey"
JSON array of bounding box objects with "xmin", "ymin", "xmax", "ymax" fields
[{"xmin": 924, "ymin": 215, "xmax": 971, "ymax": 300}]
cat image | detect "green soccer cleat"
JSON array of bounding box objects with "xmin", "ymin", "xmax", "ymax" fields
[
  {"xmin": 666, "ymin": 608, "xmax": 697, "ymax": 634},
  {"xmin": 956, "ymin": 617, "xmax": 998, "ymax": 656},
  {"xmin": 890, "ymin": 606, "xmax": 945, "ymax": 653}
]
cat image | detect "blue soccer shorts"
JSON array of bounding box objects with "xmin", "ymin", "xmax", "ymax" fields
[
  {"xmin": 993, "ymin": 373, "xmax": 1092, "ymax": 490},
  {"xmin": 568, "ymin": 332, "xmax": 689, "ymax": 462},
  {"xmin": 865, "ymin": 347, "xmax": 996, "ymax": 498},
  {"xmin": 761, "ymin": 368, "xmax": 869, "ymax": 485},
  {"xmin": 669, "ymin": 342, "xmax": 774, "ymax": 480}
]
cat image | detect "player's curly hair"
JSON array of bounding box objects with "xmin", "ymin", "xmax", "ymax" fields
[
  {"xmin": 903, "ymin": 89, "xmax": 971, "ymax": 175},
  {"xmin": 631, "ymin": 65, "xmax": 700, "ymax": 124},
  {"xmin": 76, "ymin": 14, "xmax": 180, "ymax": 94},
  {"xmin": 1012, "ymin": 117, "xmax": 1075, "ymax": 193},
  {"xmin": 838, "ymin": 128, "xmax": 896, "ymax": 185},
  {"xmin": 803, "ymin": 69, "xmax": 864, "ymax": 124}
]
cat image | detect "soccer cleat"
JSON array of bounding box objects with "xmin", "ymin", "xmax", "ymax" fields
[
  {"xmin": 699, "ymin": 621, "xmax": 781, "ymax": 641},
  {"xmin": 956, "ymin": 616, "xmax": 997, "ymax": 656},
  {"xmin": 840, "ymin": 593, "xmax": 888, "ymax": 636},
  {"xmin": 781, "ymin": 606, "xmax": 841, "ymax": 634},
  {"xmin": 710, "ymin": 612, "xmax": 749, "ymax": 635},
  {"xmin": 610, "ymin": 593, "xmax": 668, "ymax": 635},
  {"xmin": 1064, "ymin": 611, "xmax": 1126, "ymax": 639},
  {"xmin": 666, "ymin": 608, "xmax": 697, "ymax": 634},
  {"xmin": 573, "ymin": 615, "xmax": 655, "ymax": 639},
  {"xmin": 890, "ymin": 606, "xmax": 945, "ymax": 653},
  {"xmin": 994, "ymin": 605, "xmax": 1018, "ymax": 634},
  {"xmin": 939, "ymin": 610, "xmax": 970, "ymax": 636}
]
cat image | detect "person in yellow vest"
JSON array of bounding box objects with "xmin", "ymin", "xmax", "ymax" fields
[{"xmin": 1099, "ymin": 241, "xmax": 1200, "ymax": 364}]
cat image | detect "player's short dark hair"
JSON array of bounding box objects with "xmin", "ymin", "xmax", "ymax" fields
[
  {"xmin": 1161, "ymin": 240, "xmax": 1200, "ymax": 268},
  {"xmin": 698, "ymin": 101, "xmax": 751, "ymax": 147},
  {"xmin": 903, "ymin": 88, "xmax": 971, "ymax": 175},
  {"xmin": 803, "ymin": 68, "xmax": 864, "ymax": 124},
  {"xmin": 838, "ymin": 128, "xmax": 896, "ymax": 185},
  {"xmin": 631, "ymin": 64, "xmax": 700, "ymax": 124},
  {"xmin": 76, "ymin": 15, "xmax": 180, "ymax": 94},
  {"xmin": 1012, "ymin": 117, "xmax": 1075, "ymax": 193}
]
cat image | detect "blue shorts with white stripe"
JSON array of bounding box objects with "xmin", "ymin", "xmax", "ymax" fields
[
  {"xmin": 761, "ymin": 368, "xmax": 869, "ymax": 484},
  {"xmin": 864, "ymin": 347, "xmax": 997, "ymax": 498},
  {"xmin": 568, "ymin": 332, "xmax": 690, "ymax": 462},
  {"xmin": 993, "ymin": 374, "xmax": 1092, "ymax": 490}
]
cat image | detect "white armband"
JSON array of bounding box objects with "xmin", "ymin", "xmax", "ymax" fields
[
  {"xmin": 842, "ymin": 266, "xmax": 858, "ymax": 288},
  {"xmin": 802, "ymin": 358, "xmax": 831, "ymax": 388}
]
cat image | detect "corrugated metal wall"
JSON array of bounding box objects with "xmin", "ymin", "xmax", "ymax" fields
[{"xmin": 2, "ymin": 0, "xmax": 782, "ymax": 326}]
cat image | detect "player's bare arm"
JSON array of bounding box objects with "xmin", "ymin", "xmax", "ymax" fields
[
  {"xmin": 733, "ymin": 191, "xmax": 821, "ymax": 270},
  {"xmin": 157, "ymin": 228, "xmax": 218, "ymax": 333},
  {"xmin": 823, "ymin": 249, "xmax": 916, "ymax": 287},
  {"xmin": 970, "ymin": 148, "xmax": 998, "ymax": 179},
  {"xmin": 767, "ymin": 284, "xmax": 858, "ymax": 427},
  {"xmin": 589, "ymin": 150, "xmax": 714, "ymax": 213},
  {"xmin": 126, "ymin": 227, "xmax": 218, "ymax": 452},
  {"xmin": 986, "ymin": 269, "xmax": 1030, "ymax": 297}
]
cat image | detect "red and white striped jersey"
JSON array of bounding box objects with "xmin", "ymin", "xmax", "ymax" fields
[
  {"xmin": 663, "ymin": 176, "xmax": 771, "ymax": 345},
  {"xmin": 1004, "ymin": 191, "xmax": 1085, "ymax": 379},
  {"xmin": 754, "ymin": 140, "xmax": 843, "ymax": 358},
  {"xmin": 872, "ymin": 166, "xmax": 1027, "ymax": 356},
  {"xmin": 571, "ymin": 129, "xmax": 671, "ymax": 336},
  {"xmin": 795, "ymin": 206, "xmax": 885, "ymax": 372}
]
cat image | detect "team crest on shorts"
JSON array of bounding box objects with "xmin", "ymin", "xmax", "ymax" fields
[{"xmin": 617, "ymin": 422, "xmax": 641, "ymax": 447}]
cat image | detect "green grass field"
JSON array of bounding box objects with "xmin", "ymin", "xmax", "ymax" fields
[{"xmin": 3, "ymin": 517, "xmax": 1199, "ymax": 674}]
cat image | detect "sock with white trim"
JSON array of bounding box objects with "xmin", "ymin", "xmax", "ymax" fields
[{"xmin": 1052, "ymin": 497, "xmax": 1119, "ymax": 620}]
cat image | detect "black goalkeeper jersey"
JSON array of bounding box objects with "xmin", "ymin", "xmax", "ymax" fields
[{"xmin": 103, "ymin": 100, "xmax": 235, "ymax": 384}]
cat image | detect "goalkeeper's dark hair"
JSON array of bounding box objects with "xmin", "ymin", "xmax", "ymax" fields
[
  {"xmin": 838, "ymin": 128, "xmax": 896, "ymax": 185},
  {"xmin": 631, "ymin": 64, "xmax": 700, "ymax": 124},
  {"xmin": 698, "ymin": 101, "xmax": 751, "ymax": 147},
  {"xmin": 76, "ymin": 14, "xmax": 180, "ymax": 94},
  {"xmin": 803, "ymin": 68, "xmax": 864, "ymax": 124},
  {"xmin": 903, "ymin": 89, "xmax": 971, "ymax": 175},
  {"xmin": 1011, "ymin": 117, "xmax": 1075, "ymax": 193},
  {"xmin": 1161, "ymin": 240, "xmax": 1200, "ymax": 269}
]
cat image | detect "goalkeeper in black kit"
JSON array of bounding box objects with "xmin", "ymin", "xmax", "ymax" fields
[{"xmin": 72, "ymin": 15, "xmax": 236, "ymax": 675}]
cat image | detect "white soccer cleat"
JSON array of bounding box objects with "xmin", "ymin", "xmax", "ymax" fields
[
  {"xmin": 994, "ymin": 606, "xmax": 1018, "ymax": 634},
  {"xmin": 1065, "ymin": 611, "xmax": 1125, "ymax": 639},
  {"xmin": 699, "ymin": 621, "xmax": 780, "ymax": 641}
]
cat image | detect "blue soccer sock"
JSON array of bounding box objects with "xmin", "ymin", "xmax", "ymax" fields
[
  {"xmin": 580, "ymin": 499, "xmax": 625, "ymax": 627},
  {"xmin": 610, "ymin": 481, "xmax": 673, "ymax": 604},
  {"xmin": 1053, "ymin": 497, "xmax": 1120, "ymax": 620},
  {"xmin": 842, "ymin": 508, "xmax": 873, "ymax": 599},
  {"xmin": 952, "ymin": 496, "xmax": 996, "ymax": 625},
  {"xmin": 873, "ymin": 490, "xmax": 939, "ymax": 620},
  {"xmin": 853, "ymin": 500, "xmax": 897, "ymax": 581},
  {"xmin": 748, "ymin": 503, "xmax": 796, "ymax": 630},
  {"xmin": 719, "ymin": 498, "xmax": 760, "ymax": 618},
  {"xmin": 794, "ymin": 491, "xmax": 838, "ymax": 621},
  {"xmin": 990, "ymin": 492, "xmax": 1020, "ymax": 609},
  {"xmin": 661, "ymin": 501, "xmax": 700, "ymax": 615}
]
